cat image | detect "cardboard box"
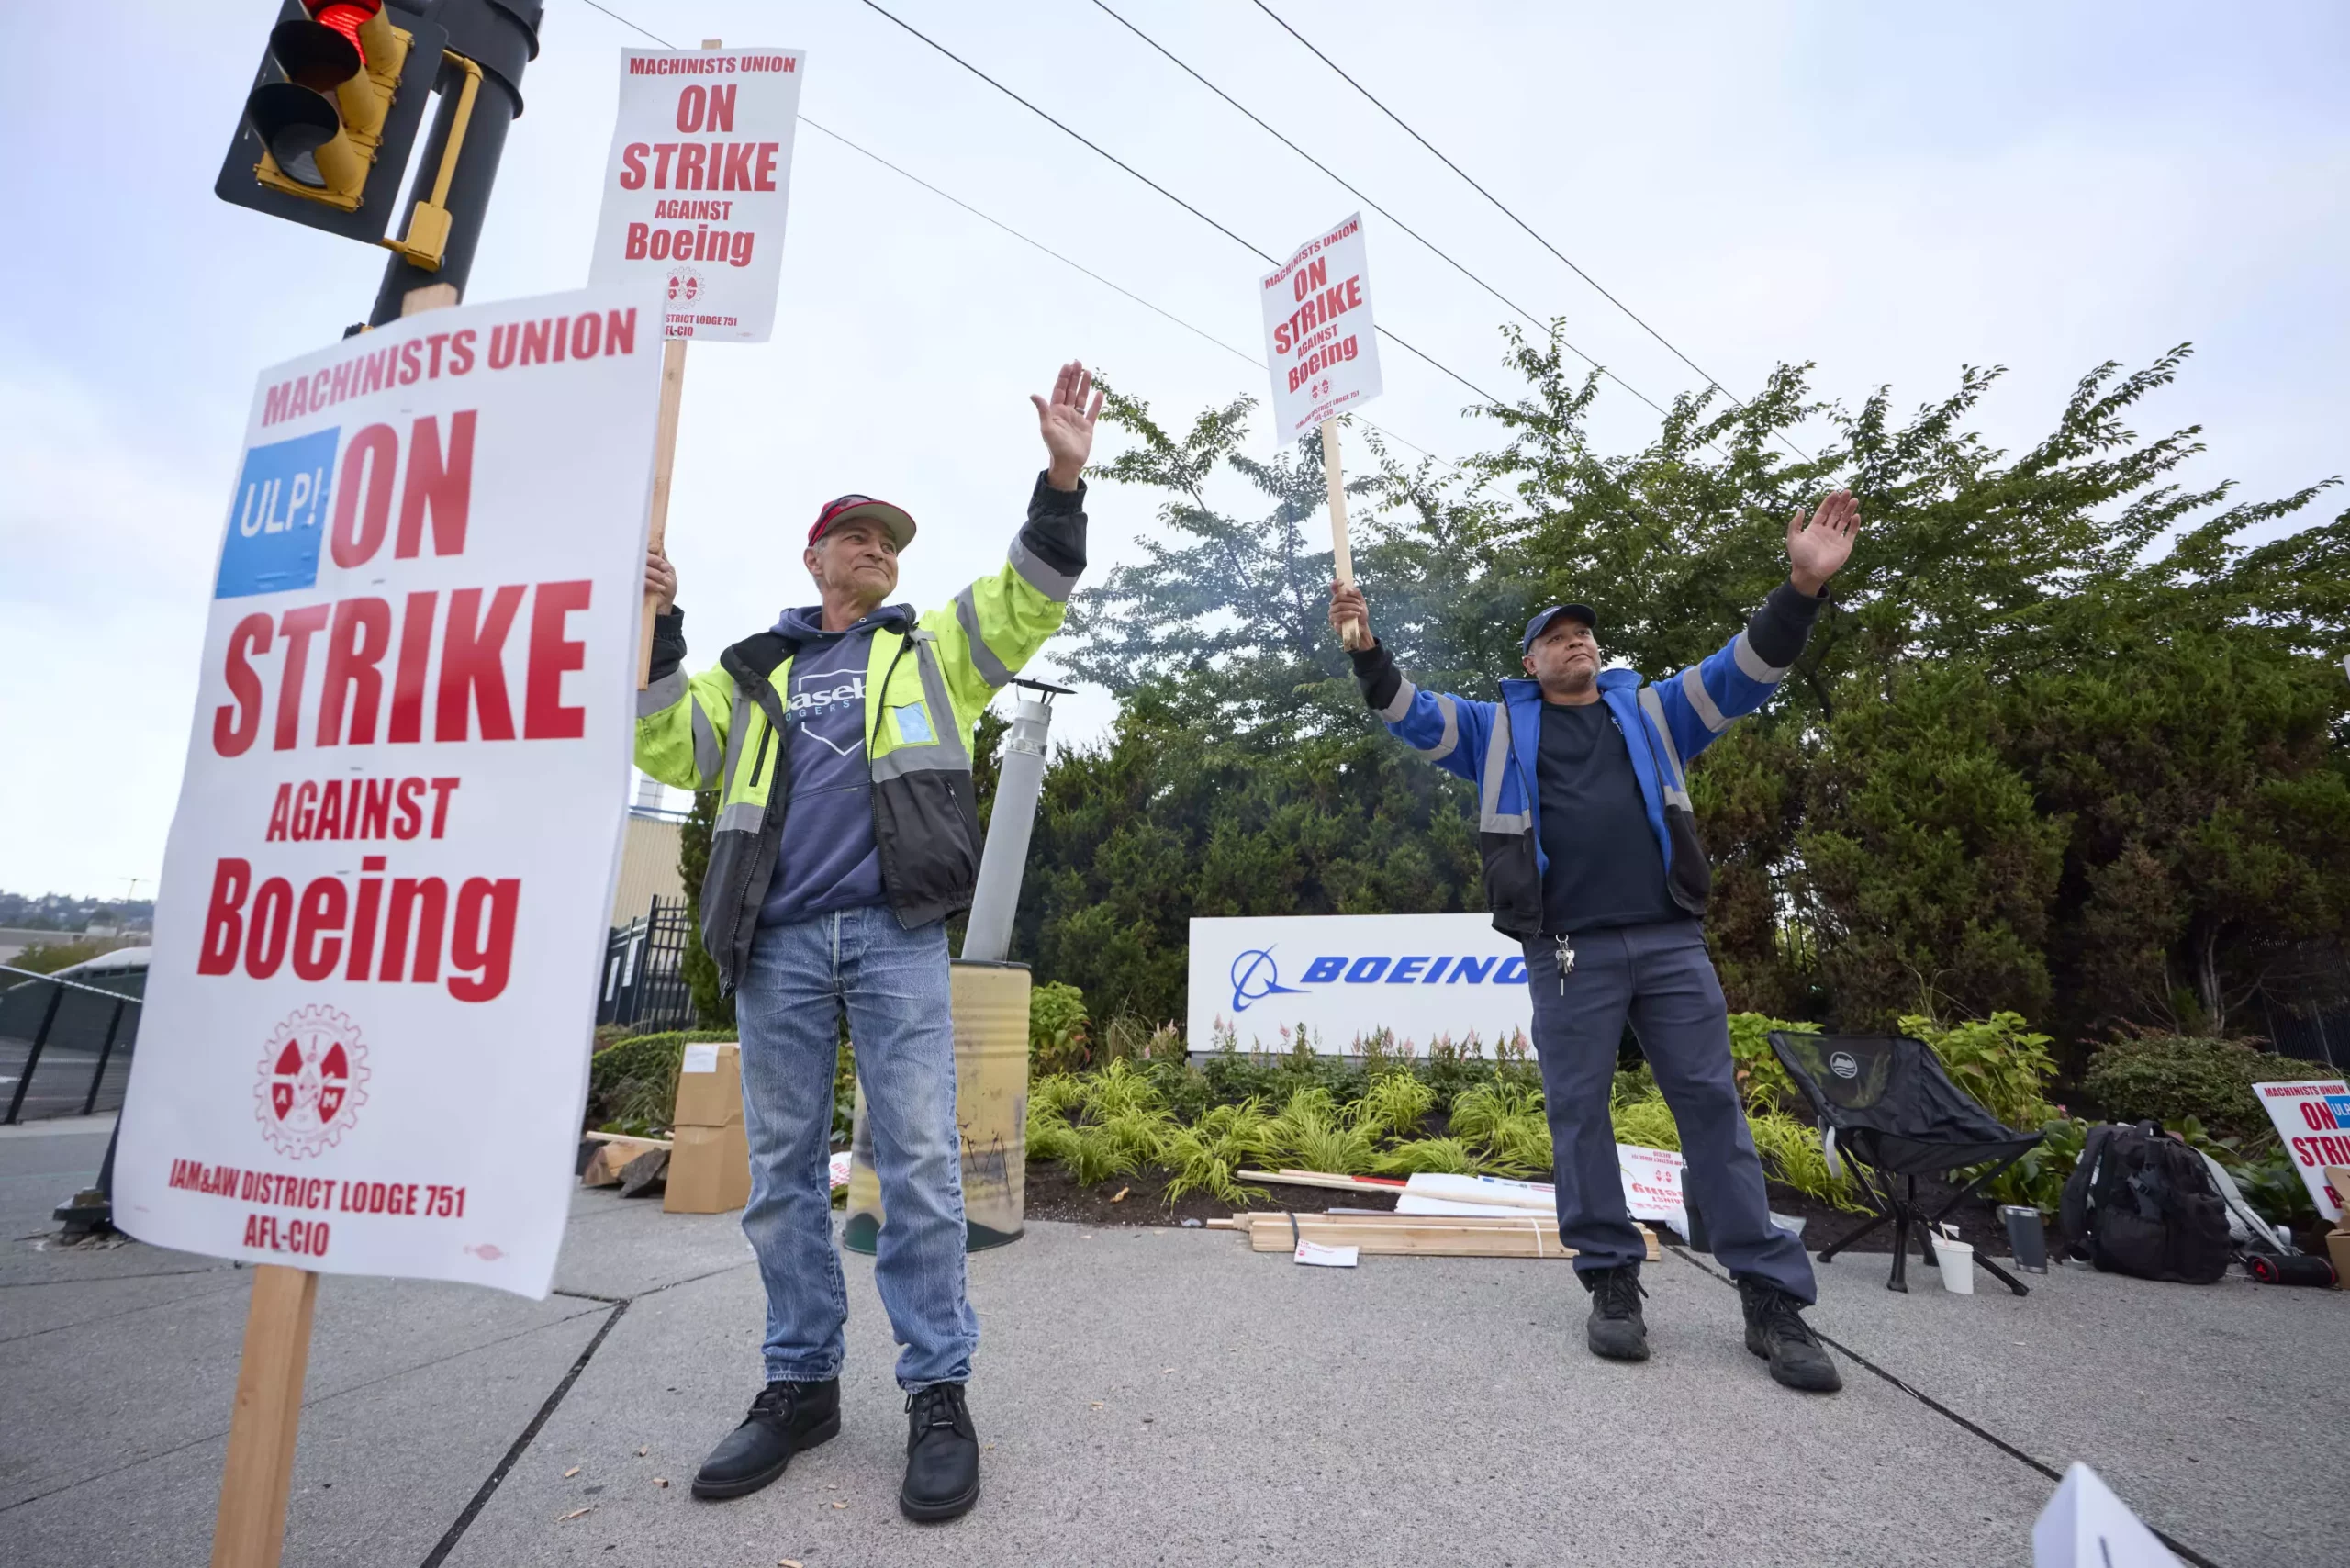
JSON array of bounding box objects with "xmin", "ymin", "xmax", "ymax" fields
[
  {"xmin": 2322, "ymin": 1165, "xmax": 2350, "ymax": 1215},
  {"xmin": 2327, "ymin": 1229, "xmax": 2350, "ymax": 1291},
  {"xmin": 671, "ymin": 1042, "xmax": 744, "ymax": 1128},
  {"xmin": 664, "ymin": 1121, "xmax": 752, "ymax": 1214}
]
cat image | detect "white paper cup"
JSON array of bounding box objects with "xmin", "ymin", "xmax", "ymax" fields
[{"xmin": 1934, "ymin": 1237, "xmax": 1975, "ymax": 1294}]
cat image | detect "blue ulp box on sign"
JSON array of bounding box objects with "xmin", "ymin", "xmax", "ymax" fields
[{"xmin": 216, "ymin": 428, "xmax": 339, "ymax": 599}]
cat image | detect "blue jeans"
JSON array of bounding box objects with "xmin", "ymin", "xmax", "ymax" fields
[
  {"xmin": 1525, "ymin": 920, "xmax": 1817, "ymax": 1302},
  {"xmin": 734, "ymin": 907, "xmax": 979, "ymax": 1389}
]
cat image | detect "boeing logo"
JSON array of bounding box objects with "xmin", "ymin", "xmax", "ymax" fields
[{"xmin": 1228, "ymin": 948, "xmax": 1528, "ymax": 1012}]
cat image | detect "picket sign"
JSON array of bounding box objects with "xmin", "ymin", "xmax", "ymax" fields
[
  {"xmin": 122, "ymin": 274, "xmax": 670, "ymax": 1566},
  {"xmin": 2253, "ymin": 1077, "xmax": 2350, "ymax": 1223},
  {"xmin": 585, "ymin": 39, "xmax": 806, "ymax": 684},
  {"xmin": 1260, "ymin": 214, "xmax": 1382, "ymax": 652}
]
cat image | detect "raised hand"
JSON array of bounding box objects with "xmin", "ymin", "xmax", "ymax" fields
[
  {"xmin": 645, "ymin": 547, "xmax": 677, "ymax": 612},
  {"xmin": 1031, "ymin": 360, "xmax": 1104, "ymax": 492},
  {"xmin": 1786, "ymin": 489, "xmax": 1861, "ymax": 596}
]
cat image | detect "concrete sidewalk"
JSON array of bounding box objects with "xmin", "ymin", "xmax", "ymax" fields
[{"xmin": 2, "ymin": 1122, "xmax": 2336, "ymax": 1567}]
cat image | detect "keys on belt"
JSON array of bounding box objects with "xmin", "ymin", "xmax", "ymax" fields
[{"xmin": 1553, "ymin": 934, "xmax": 1576, "ymax": 992}]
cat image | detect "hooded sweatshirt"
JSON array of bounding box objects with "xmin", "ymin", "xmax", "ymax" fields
[{"xmin": 755, "ymin": 603, "xmax": 905, "ymax": 926}]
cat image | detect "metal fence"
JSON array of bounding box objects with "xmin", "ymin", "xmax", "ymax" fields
[
  {"xmin": 1, "ymin": 966, "xmax": 145, "ymax": 1124},
  {"xmin": 2261, "ymin": 998, "xmax": 2350, "ymax": 1074},
  {"xmin": 597, "ymin": 895, "xmax": 696, "ymax": 1031}
]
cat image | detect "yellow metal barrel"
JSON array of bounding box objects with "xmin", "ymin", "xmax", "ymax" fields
[{"xmin": 842, "ymin": 959, "xmax": 1028, "ymax": 1253}]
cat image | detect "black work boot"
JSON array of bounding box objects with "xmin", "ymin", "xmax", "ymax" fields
[
  {"xmin": 1581, "ymin": 1264, "xmax": 1651, "ymax": 1361},
  {"xmin": 690, "ymin": 1378, "xmax": 841, "ymax": 1499},
  {"xmin": 1738, "ymin": 1278, "xmax": 1843, "ymax": 1393},
  {"xmin": 900, "ymin": 1382, "xmax": 981, "ymax": 1522}
]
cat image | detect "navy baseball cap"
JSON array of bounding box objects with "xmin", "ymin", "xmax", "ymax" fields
[
  {"xmin": 1521, "ymin": 603, "xmax": 1597, "ymax": 653},
  {"xmin": 809, "ymin": 494, "xmax": 917, "ymax": 551}
]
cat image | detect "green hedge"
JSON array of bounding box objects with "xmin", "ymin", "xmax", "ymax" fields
[{"xmin": 2082, "ymin": 1035, "xmax": 2335, "ymax": 1147}]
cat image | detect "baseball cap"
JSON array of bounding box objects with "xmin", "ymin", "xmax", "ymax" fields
[
  {"xmin": 1521, "ymin": 603, "xmax": 1597, "ymax": 654},
  {"xmin": 809, "ymin": 494, "xmax": 918, "ymax": 551}
]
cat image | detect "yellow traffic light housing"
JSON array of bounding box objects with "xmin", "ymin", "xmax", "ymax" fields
[{"xmin": 217, "ymin": 2, "xmax": 449, "ymax": 242}]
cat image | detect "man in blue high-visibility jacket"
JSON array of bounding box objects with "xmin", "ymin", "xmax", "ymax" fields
[{"xmin": 1330, "ymin": 491, "xmax": 1862, "ymax": 1394}]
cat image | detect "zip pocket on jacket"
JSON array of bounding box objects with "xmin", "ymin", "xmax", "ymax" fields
[{"xmin": 746, "ymin": 726, "xmax": 774, "ymax": 789}]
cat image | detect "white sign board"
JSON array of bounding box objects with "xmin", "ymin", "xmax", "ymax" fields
[
  {"xmin": 1259, "ymin": 212, "xmax": 1382, "ymax": 442},
  {"xmin": 2032, "ymin": 1462, "xmax": 2179, "ymax": 1568},
  {"xmin": 2254, "ymin": 1078, "xmax": 2350, "ymax": 1223},
  {"xmin": 1189, "ymin": 914, "xmax": 1529, "ymax": 1057},
  {"xmin": 114, "ymin": 285, "xmax": 666, "ymax": 1299},
  {"xmin": 1617, "ymin": 1144, "xmax": 1686, "ymax": 1228},
  {"xmin": 589, "ymin": 48, "xmax": 805, "ymax": 342}
]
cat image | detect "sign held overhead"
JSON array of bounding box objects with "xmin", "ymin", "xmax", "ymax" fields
[
  {"xmin": 1259, "ymin": 211, "xmax": 1382, "ymax": 442},
  {"xmin": 589, "ymin": 47, "xmax": 806, "ymax": 342}
]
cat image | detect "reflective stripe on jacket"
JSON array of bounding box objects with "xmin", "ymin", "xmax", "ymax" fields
[
  {"xmin": 635, "ymin": 477, "xmax": 1084, "ymax": 991},
  {"xmin": 1354, "ymin": 580, "xmax": 1824, "ymax": 938}
]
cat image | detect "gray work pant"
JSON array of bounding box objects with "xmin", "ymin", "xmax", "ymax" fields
[{"xmin": 1524, "ymin": 919, "xmax": 1816, "ymax": 1301}]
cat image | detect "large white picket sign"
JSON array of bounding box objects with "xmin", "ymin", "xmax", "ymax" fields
[
  {"xmin": 589, "ymin": 47, "xmax": 805, "ymax": 342},
  {"xmin": 114, "ymin": 286, "xmax": 666, "ymax": 1299},
  {"xmin": 1189, "ymin": 914, "xmax": 1531, "ymax": 1057},
  {"xmin": 2254, "ymin": 1078, "xmax": 2350, "ymax": 1223},
  {"xmin": 1259, "ymin": 212, "xmax": 1382, "ymax": 441}
]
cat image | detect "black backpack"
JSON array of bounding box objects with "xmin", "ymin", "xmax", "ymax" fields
[{"xmin": 2059, "ymin": 1122, "xmax": 2232, "ymax": 1284}]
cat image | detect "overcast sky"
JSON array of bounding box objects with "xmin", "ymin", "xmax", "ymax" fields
[{"xmin": 2, "ymin": 0, "xmax": 2344, "ymax": 902}]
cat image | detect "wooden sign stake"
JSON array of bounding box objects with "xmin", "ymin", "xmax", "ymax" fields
[
  {"xmin": 208, "ymin": 1265, "xmax": 320, "ymax": 1568},
  {"xmin": 1322, "ymin": 418, "xmax": 1369, "ymax": 650},
  {"xmin": 637, "ymin": 39, "xmax": 722, "ymax": 690}
]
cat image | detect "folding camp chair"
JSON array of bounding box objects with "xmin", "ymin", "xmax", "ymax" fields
[{"xmin": 1767, "ymin": 1032, "xmax": 2044, "ymax": 1297}]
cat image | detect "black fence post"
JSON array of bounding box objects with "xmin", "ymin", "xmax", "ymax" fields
[
  {"xmin": 81, "ymin": 998, "xmax": 130, "ymax": 1118},
  {"xmin": 5, "ymin": 982, "xmax": 67, "ymax": 1126}
]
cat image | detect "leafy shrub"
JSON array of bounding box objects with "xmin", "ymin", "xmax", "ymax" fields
[
  {"xmin": 1372, "ymin": 1137, "xmax": 1484, "ymax": 1175},
  {"xmin": 1609, "ymin": 1087, "xmax": 1681, "ymax": 1152},
  {"xmin": 1449, "ymin": 1081, "xmax": 1550, "ymax": 1176},
  {"xmin": 1030, "ymin": 981, "xmax": 1091, "ymax": 1074},
  {"xmin": 1355, "ymin": 1070, "xmax": 1437, "ymax": 1139},
  {"xmin": 1080, "ymin": 1058, "xmax": 1163, "ymax": 1121},
  {"xmin": 1266, "ymin": 1087, "xmax": 1379, "ymax": 1174},
  {"xmin": 1748, "ymin": 1108, "xmax": 1867, "ymax": 1211},
  {"xmin": 1902, "ymin": 1011, "xmax": 2063, "ymax": 1134},
  {"xmin": 2082, "ymin": 1033, "xmax": 2333, "ymax": 1146},
  {"xmin": 1726, "ymin": 1014, "xmax": 1811, "ymax": 1110},
  {"xmin": 1421, "ymin": 1035, "xmax": 1498, "ymax": 1112},
  {"xmin": 585, "ymin": 1028, "xmax": 738, "ymax": 1129}
]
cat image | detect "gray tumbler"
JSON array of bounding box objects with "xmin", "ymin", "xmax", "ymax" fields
[{"xmin": 2000, "ymin": 1205, "xmax": 2049, "ymax": 1272}]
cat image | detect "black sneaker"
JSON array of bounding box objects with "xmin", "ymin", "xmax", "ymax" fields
[
  {"xmin": 1581, "ymin": 1264, "xmax": 1650, "ymax": 1361},
  {"xmin": 1738, "ymin": 1278, "xmax": 1842, "ymax": 1394},
  {"xmin": 690, "ymin": 1378, "xmax": 841, "ymax": 1500},
  {"xmin": 900, "ymin": 1382, "xmax": 980, "ymax": 1522}
]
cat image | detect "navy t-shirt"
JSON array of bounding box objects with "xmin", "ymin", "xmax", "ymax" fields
[
  {"xmin": 758, "ymin": 610, "xmax": 889, "ymax": 926},
  {"xmin": 1534, "ymin": 699, "xmax": 1681, "ymax": 935}
]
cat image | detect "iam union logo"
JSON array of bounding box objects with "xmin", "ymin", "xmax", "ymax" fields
[
  {"xmin": 666, "ymin": 265, "xmax": 704, "ymax": 306},
  {"xmin": 254, "ymin": 1005, "xmax": 370, "ymax": 1159}
]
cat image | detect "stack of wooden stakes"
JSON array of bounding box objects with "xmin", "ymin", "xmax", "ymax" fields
[{"xmin": 1214, "ymin": 1170, "xmax": 1661, "ymax": 1261}]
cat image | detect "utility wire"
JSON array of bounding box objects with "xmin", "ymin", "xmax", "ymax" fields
[
  {"xmin": 1247, "ymin": 0, "xmax": 1813, "ymax": 462},
  {"xmin": 572, "ymin": 0, "xmax": 1458, "ymax": 467},
  {"xmin": 853, "ymin": 0, "xmax": 1506, "ymax": 409},
  {"xmin": 1088, "ymin": 0, "xmax": 1677, "ymax": 425}
]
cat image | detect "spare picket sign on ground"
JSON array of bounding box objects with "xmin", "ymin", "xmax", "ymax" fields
[{"xmin": 1214, "ymin": 1210, "xmax": 1660, "ymax": 1262}]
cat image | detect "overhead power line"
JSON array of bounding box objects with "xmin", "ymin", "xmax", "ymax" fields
[
  {"xmin": 1087, "ymin": 0, "xmax": 1677, "ymax": 425},
  {"xmin": 573, "ymin": 0, "xmax": 1457, "ymax": 467},
  {"xmin": 1247, "ymin": 0, "xmax": 1813, "ymax": 462},
  {"xmin": 852, "ymin": 0, "xmax": 1506, "ymax": 409}
]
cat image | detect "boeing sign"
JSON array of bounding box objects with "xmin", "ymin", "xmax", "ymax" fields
[{"xmin": 1191, "ymin": 914, "xmax": 1534, "ymax": 1058}]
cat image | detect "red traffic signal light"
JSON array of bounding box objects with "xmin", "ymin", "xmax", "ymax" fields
[{"xmin": 218, "ymin": 2, "xmax": 447, "ymax": 239}]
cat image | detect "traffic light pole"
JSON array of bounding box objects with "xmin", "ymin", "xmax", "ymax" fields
[{"xmin": 366, "ymin": 0, "xmax": 543, "ymax": 326}]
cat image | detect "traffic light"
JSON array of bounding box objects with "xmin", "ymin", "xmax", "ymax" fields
[{"xmin": 216, "ymin": 2, "xmax": 449, "ymax": 243}]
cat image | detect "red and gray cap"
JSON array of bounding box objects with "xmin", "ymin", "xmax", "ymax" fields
[
  {"xmin": 808, "ymin": 494, "xmax": 918, "ymax": 550},
  {"xmin": 1521, "ymin": 602, "xmax": 1597, "ymax": 653}
]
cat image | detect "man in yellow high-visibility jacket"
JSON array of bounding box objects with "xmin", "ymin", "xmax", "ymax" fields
[{"xmin": 635, "ymin": 362, "xmax": 1102, "ymax": 1523}]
